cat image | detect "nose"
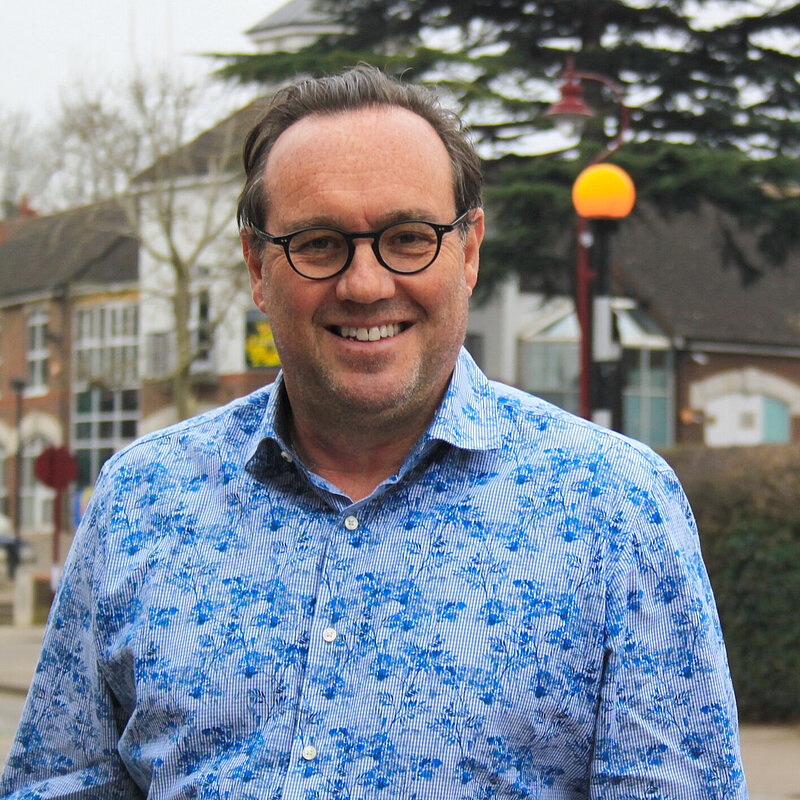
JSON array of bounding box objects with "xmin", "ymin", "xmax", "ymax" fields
[{"xmin": 335, "ymin": 240, "xmax": 396, "ymax": 304}]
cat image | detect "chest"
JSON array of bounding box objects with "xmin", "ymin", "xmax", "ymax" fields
[{"xmin": 98, "ymin": 466, "xmax": 609, "ymax": 797}]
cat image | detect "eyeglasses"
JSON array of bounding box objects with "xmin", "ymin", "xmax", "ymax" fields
[{"xmin": 249, "ymin": 210, "xmax": 472, "ymax": 280}]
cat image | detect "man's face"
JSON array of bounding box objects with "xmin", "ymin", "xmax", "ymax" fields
[{"xmin": 243, "ymin": 106, "xmax": 483, "ymax": 431}]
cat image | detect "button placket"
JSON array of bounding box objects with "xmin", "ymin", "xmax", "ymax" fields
[{"xmin": 289, "ymin": 509, "xmax": 352, "ymax": 784}]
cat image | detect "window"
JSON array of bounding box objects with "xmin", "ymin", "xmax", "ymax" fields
[
  {"xmin": 147, "ymin": 291, "xmax": 214, "ymax": 379},
  {"xmin": 518, "ymin": 339, "xmax": 580, "ymax": 414},
  {"xmin": 146, "ymin": 332, "xmax": 173, "ymax": 379},
  {"xmin": 21, "ymin": 436, "xmax": 54, "ymax": 531},
  {"xmin": 245, "ymin": 311, "xmax": 280, "ymax": 369},
  {"xmin": 74, "ymin": 303, "xmax": 139, "ymax": 388},
  {"xmin": 26, "ymin": 309, "xmax": 49, "ymax": 392},
  {"xmin": 74, "ymin": 387, "xmax": 139, "ymax": 488},
  {"xmin": 622, "ymin": 348, "xmax": 673, "ymax": 449},
  {"xmin": 190, "ymin": 289, "xmax": 213, "ymax": 372},
  {"xmin": 517, "ymin": 303, "xmax": 673, "ymax": 447},
  {"xmin": 74, "ymin": 303, "xmax": 139, "ymax": 489}
]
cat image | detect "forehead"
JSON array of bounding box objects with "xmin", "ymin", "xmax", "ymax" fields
[{"xmin": 263, "ymin": 106, "xmax": 456, "ymax": 223}]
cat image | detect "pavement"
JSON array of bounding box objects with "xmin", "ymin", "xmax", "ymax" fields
[{"xmin": 0, "ymin": 626, "xmax": 796, "ymax": 797}]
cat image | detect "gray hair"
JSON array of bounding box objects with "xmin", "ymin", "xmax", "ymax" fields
[{"xmin": 237, "ymin": 65, "xmax": 482, "ymax": 246}]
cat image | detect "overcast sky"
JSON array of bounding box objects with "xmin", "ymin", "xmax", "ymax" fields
[{"xmin": 0, "ymin": 0, "xmax": 288, "ymax": 121}]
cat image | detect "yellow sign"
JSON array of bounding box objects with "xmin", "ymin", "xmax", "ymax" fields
[{"xmin": 245, "ymin": 320, "xmax": 281, "ymax": 368}]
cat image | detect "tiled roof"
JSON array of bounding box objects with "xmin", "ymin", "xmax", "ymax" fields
[
  {"xmin": 613, "ymin": 202, "xmax": 800, "ymax": 350},
  {"xmin": 134, "ymin": 99, "xmax": 266, "ymax": 185},
  {"xmin": 0, "ymin": 202, "xmax": 138, "ymax": 302}
]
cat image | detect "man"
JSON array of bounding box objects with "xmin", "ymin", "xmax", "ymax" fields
[{"xmin": 2, "ymin": 66, "xmax": 746, "ymax": 799}]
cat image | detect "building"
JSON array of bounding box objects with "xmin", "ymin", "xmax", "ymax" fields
[
  {"xmin": 131, "ymin": 98, "xmax": 277, "ymax": 435},
  {"xmin": 467, "ymin": 201, "xmax": 800, "ymax": 449},
  {"xmin": 0, "ymin": 202, "xmax": 138, "ymax": 575},
  {"xmin": 245, "ymin": 0, "xmax": 342, "ymax": 53},
  {"xmin": 0, "ymin": 2, "xmax": 301, "ymax": 566},
  {"xmin": 4, "ymin": 0, "xmax": 800, "ymax": 599}
]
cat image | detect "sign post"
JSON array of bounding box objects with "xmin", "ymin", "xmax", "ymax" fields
[{"xmin": 34, "ymin": 446, "xmax": 78, "ymax": 598}]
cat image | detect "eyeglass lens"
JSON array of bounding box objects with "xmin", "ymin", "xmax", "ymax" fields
[{"xmin": 288, "ymin": 221, "xmax": 442, "ymax": 277}]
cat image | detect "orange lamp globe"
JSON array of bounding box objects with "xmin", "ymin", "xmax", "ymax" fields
[{"xmin": 572, "ymin": 163, "xmax": 635, "ymax": 219}]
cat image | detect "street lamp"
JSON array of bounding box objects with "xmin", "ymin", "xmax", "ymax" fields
[
  {"xmin": 545, "ymin": 57, "xmax": 630, "ymax": 164},
  {"xmin": 573, "ymin": 165, "xmax": 636, "ymax": 431},
  {"xmin": 9, "ymin": 378, "xmax": 25, "ymax": 578},
  {"xmin": 546, "ymin": 59, "xmax": 632, "ymax": 424}
]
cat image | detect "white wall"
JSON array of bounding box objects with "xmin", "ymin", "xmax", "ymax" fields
[
  {"xmin": 690, "ymin": 368, "xmax": 800, "ymax": 446},
  {"xmin": 467, "ymin": 278, "xmax": 566, "ymax": 385},
  {"xmin": 137, "ymin": 180, "xmax": 253, "ymax": 381}
]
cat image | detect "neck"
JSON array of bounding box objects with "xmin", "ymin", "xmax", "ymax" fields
[{"xmin": 287, "ymin": 403, "xmax": 432, "ymax": 502}]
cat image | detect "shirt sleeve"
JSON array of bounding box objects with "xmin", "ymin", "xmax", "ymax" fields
[
  {"xmin": 590, "ymin": 462, "xmax": 748, "ymax": 799},
  {"xmin": 0, "ymin": 476, "xmax": 142, "ymax": 799}
]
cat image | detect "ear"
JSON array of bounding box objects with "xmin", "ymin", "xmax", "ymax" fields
[
  {"xmin": 463, "ymin": 208, "xmax": 484, "ymax": 297},
  {"xmin": 242, "ymin": 232, "xmax": 267, "ymax": 313}
]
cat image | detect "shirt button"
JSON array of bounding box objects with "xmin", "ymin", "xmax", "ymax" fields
[
  {"xmin": 280, "ymin": 450, "xmax": 293, "ymax": 463},
  {"xmin": 322, "ymin": 626, "xmax": 338, "ymax": 643},
  {"xmin": 301, "ymin": 744, "xmax": 318, "ymax": 761},
  {"xmin": 344, "ymin": 515, "xmax": 359, "ymax": 531}
]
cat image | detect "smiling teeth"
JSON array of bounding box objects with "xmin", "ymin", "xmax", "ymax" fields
[{"xmin": 339, "ymin": 324, "xmax": 402, "ymax": 341}]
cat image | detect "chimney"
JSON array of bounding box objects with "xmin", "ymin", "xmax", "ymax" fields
[
  {"xmin": 0, "ymin": 196, "xmax": 38, "ymax": 243},
  {"xmin": 19, "ymin": 195, "xmax": 38, "ymax": 219}
]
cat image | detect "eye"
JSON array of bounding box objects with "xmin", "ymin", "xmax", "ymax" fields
[
  {"xmin": 290, "ymin": 229, "xmax": 347, "ymax": 260},
  {"xmin": 395, "ymin": 230, "xmax": 427, "ymax": 245},
  {"xmin": 382, "ymin": 223, "xmax": 438, "ymax": 252},
  {"xmin": 293, "ymin": 232, "xmax": 340, "ymax": 252}
]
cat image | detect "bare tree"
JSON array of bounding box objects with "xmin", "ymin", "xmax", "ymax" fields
[
  {"xmin": 0, "ymin": 109, "xmax": 48, "ymax": 218},
  {"xmin": 44, "ymin": 72, "xmax": 256, "ymax": 421}
]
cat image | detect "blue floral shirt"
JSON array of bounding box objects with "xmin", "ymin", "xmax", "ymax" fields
[{"xmin": 2, "ymin": 350, "xmax": 746, "ymax": 799}]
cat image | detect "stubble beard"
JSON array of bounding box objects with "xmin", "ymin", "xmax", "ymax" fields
[
  {"xmin": 305, "ymin": 307, "xmax": 468, "ymax": 441},
  {"xmin": 301, "ymin": 352, "xmax": 430, "ymax": 438}
]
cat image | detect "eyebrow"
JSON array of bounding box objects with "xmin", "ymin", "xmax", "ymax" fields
[{"xmin": 274, "ymin": 209, "xmax": 445, "ymax": 234}]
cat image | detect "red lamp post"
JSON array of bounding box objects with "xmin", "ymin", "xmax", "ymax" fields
[
  {"xmin": 573, "ymin": 165, "xmax": 635, "ymax": 431},
  {"xmin": 546, "ymin": 59, "xmax": 632, "ymax": 424}
]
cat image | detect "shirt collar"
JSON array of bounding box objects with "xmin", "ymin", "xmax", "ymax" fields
[
  {"xmin": 422, "ymin": 347, "xmax": 504, "ymax": 452},
  {"xmin": 243, "ymin": 371, "xmax": 292, "ymax": 474},
  {"xmin": 245, "ymin": 347, "xmax": 503, "ymax": 481}
]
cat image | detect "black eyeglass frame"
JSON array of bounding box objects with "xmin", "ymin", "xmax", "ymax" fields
[{"xmin": 249, "ymin": 210, "xmax": 473, "ymax": 280}]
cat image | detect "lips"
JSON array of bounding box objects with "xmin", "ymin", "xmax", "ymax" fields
[{"xmin": 333, "ymin": 323, "xmax": 405, "ymax": 341}]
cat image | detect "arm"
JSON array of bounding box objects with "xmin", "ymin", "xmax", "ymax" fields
[
  {"xmin": 1, "ymin": 482, "xmax": 142, "ymax": 799},
  {"xmin": 591, "ymin": 463, "xmax": 747, "ymax": 799}
]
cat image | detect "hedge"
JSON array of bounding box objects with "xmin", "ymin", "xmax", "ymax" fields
[{"xmin": 664, "ymin": 444, "xmax": 800, "ymax": 723}]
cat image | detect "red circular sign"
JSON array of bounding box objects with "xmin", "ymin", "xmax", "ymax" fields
[{"xmin": 34, "ymin": 446, "xmax": 78, "ymax": 491}]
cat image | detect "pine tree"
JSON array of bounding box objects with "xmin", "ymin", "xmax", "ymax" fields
[{"xmin": 219, "ymin": 0, "xmax": 800, "ymax": 288}]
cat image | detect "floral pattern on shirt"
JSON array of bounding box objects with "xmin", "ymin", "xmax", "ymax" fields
[{"xmin": 1, "ymin": 350, "xmax": 747, "ymax": 800}]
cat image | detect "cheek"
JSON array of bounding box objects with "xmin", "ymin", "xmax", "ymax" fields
[
  {"xmin": 260, "ymin": 268, "xmax": 327, "ymax": 330},
  {"xmin": 435, "ymin": 258, "xmax": 473, "ymax": 308}
]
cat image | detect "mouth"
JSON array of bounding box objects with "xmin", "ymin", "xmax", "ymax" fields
[{"xmin": 331, "ymin": 323, "xmax": 406, "ymax": 342}]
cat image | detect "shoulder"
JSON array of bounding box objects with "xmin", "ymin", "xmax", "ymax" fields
[
  {"xmin": 481, "ymin": 379, "xmax": 688, "ymax": 524},
  {"xmin": 94, "ymin": 384, "xmax": 276, "ymax": 492},
  {"xmin": 493, "ymin": 379, "xmax": 668, "ymax": 470},
  {"xmin": 449, "ymin": 350, "xmax": 674, "ymax": 495}
]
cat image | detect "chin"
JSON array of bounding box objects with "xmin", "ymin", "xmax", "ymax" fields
[
  {"xmin": 330, "ymin": 376, "xmax": 429, "ymax": 419},
  {"xmin": 339, "ymin": 385, "xmax": 416, "ymax": 415}
]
